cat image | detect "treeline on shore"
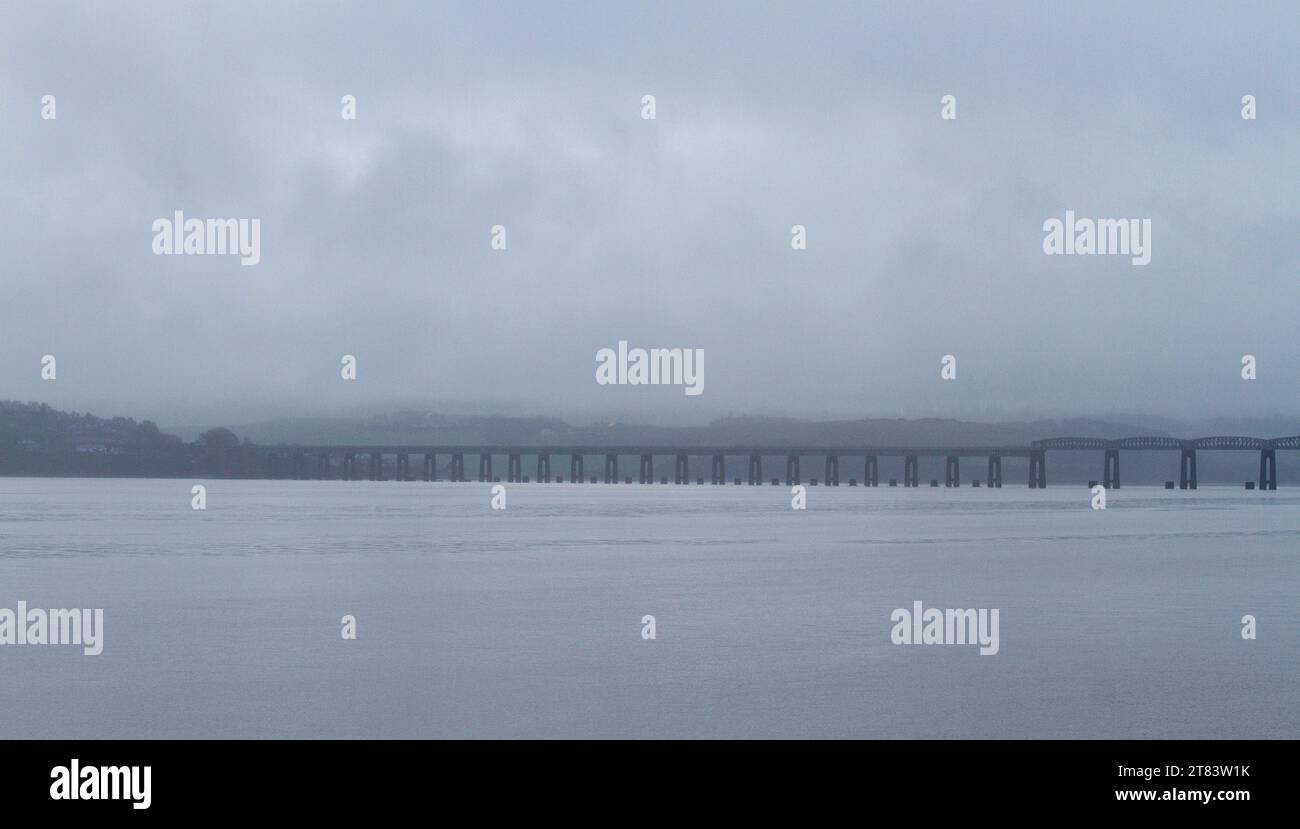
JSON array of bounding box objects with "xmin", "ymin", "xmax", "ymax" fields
[{"xmin": 0, "ymin": 401, "xmax": 254, "ymax": 477}]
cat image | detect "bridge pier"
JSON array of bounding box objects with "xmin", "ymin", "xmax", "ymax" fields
[
  {"xmin": 478, "ymin": 453, "xmax": 492, "ymax": 482},
  {"xmin": 1028, "ymin": 450, "xmax": 1046, "ymax": 488},
  {"xmin": 1103, "ymin": 448, "xmax": 1120, "ymax": 489},
  {"xmin": 318, "ymin": 452, "xmax": 331, "ymax": 480},
  {"xmin": 506, "ymin": 453, "xmax": 521, "ymax": 483},
  {"xmin": 824, "ymin": 455, "xmax": 839, "ymax": 486},
  {"xmin": 786, "ymin": 454, "xmax": 800, "ymax": 485},
  {"xmin": 674, "ymin": 454, "xmax": 688, "ymax": 484},
  {"xmin": 748, "ymin": 455, "xmax": 762, "ymax": 485},
  {"xmin": 864, "ymin": 455, "xmax": 878, "ymax": 487},
  {"xmin": 423, "ymin": 453, "xmax": 436, "ymax": 481},
  {"xmin": 639, "ymin": 454, "xmax": 653, "ymax": 484},
  {"xmin": 450, "ymin": 453, "xmax": 464, "ymax": 482},
  {"xmin": 903, "ymin": 455, "xmax": 918, "ymax": 487},
  {"xmin": 1259, "ymin": 448, "xmax": 1277, "ymax": 491},
  {"xmin": 396, "ymin": 453, "xmax": 409, "ymax": 481},
  {"xmin": 604, "ymin": 454, "xmax": 618, "ymax": 484},
  {"xmin": 570, "ymin": 454, "xmax": 584, "ymax": 483},
  {"xmin": 1179, "ymin": 448, "xmax": 1197, "ymax": 490},
  {"xmin": 537, "ymin": 453, "xmax": 551, "ymax": 483},
  {"xmin": 370, "ymin": 452, "xmax": 383, "ymax": 481},
  {"xmin": 986, "ymin": 455, "xmax": 1002, "ymax": 488},
  {"xmin": 945, "ymin": 455, "xmax": 960, "ymax": 487},
  {"xmin": 711, "ymin": 454, "xmax": 725, "ymax": 484}
]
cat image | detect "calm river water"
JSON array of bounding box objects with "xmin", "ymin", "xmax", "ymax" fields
[{"xmin": 0, "ymin": 478, "xmax": 1295, "ymax": 738}]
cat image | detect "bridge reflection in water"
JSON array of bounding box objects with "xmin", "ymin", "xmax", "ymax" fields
[{"xmin": 249, "ymin": 436, "xmax": 1300, "ymax": 490}]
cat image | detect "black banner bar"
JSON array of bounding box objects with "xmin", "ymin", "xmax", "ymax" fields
[{"xmin": 4, "ymin": 740, "xmax": 1282, "ymax": 816}]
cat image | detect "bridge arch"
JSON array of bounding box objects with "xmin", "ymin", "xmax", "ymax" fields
[
  {"xmin": 1191, "ymin": 436, "xmax": 1267, "ymax": 450},
  {"xmin": 1115, "ymin": 436, "xmax": 1185, "ymax": 450},
  {"xmin": 1034, "ymin": 437, "xmax": 1110, "ymax": 450}
]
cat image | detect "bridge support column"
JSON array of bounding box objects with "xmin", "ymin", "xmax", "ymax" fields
[
  {"xmin": 342, "ymin": 452, "xmax": 354, "ymax": 480},
  {"xmin": 1103, "ymin": 449, "xmax": 1120, "ymax": 489},
  {"xmin": 711, "ymin": 455, "xmax": 725, "ymax": 484},
  {"xmin": 396, "ymin": 453, "xmax": 410, "ymax": 481},
  {"xmin": 675, "ymin": 454, "xmax": 689, "ymax": 484},
  {"xmin": 903, "ymin": 455, "xmax": 918, "ymax": 487},
  {"xmin": 370, "ymin": 452, "xmax": 383, "ymax": 481},
  {"xmin": 748, "ymin": 455, "xmax": 762, "ymax": 485},
  {"xmin": 639, "ymin": 454, "xmax": 653, "ymax": 483},
  {"xmin": 537, "ymin": 454, "xmax": 551, "ymax": 483},
  {"xmin": 423, "ymin": 453, "xmax": 436, "ymax": 481},
  {"xmin": 786, "ymin": 455, "xmax": 800, "ymax": 486},
  {"xmin": 317, "ymin": 452, "xmax": 331, "ymax": 480},
  {"xmin": 1259, "ymin": 448, "xmax": 1277, "ymax": 491},
  {"xmin": 945, "ymin": 456, "xmax": 960, "ymax": 487},
  {"xmin": 604, "ymin": 454, "xmax": 618, "ymax": 483},
  {"xmin": 450, "ymin": 453, "xmax": 464, "ymax": 482},
  {"xmin": 824, "ymin": 455, "xmax": 839, "ymax": 486},
  {"xmin": 1179, "ymin": 448, "xmax": 1197, "ymax": 490},
  {"xmin": 506, "ymin": 454, "xmax": 521, "ymax": 483},
  {"xmin": 987, "ymin": 455, "xmax": 1002, "ymax": 488},
  {"xmin": 864, "ymin": 455, "xmax": 878, "ymax": 487},
  {"xmin": 1028, "ymin": 450, "xmax": 1046, "ymax": 488},
  {"xmin": 570, "ymin": 454, "xmax": 584, "ymax": 483},
  {"xmin": 478, "ymin": 453, "xmax": 492, "ymax": 482}
]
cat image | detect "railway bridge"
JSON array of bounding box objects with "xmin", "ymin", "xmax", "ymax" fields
[{"xmin": 246, "ymin": 436, "xmax": 1300, "ymax": 490}]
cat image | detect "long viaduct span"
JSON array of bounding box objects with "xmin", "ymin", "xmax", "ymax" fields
[{"xmin": 248, "ymin": 436, "xmax": 1300, "ymax": 490}]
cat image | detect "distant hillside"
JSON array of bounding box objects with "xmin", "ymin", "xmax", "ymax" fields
[
  {"xmin": 222, "ymin": 411, "xmax": 1166, "ymax": 448},
  {"xmin": 4, "ymin": 400, "xmax": 1295, "ymax": 484},
  {"xmin": 219, "ymin": 412, "xmax": 573, "ymax": 447}
]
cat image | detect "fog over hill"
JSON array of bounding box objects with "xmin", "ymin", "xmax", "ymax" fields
[{"xmin": 199, "ymin": 411, "xmax": 1171, "ymax": 448}]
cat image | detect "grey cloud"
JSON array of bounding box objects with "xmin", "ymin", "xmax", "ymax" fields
[{"xmin": 1, "ymin": 1, "xmax": 1297, "ymax": 428}]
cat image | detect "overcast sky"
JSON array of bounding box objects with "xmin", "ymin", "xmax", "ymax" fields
[{"xmin": 1, "ymin": 1, "xmax": 1297, "ymax": 428}]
